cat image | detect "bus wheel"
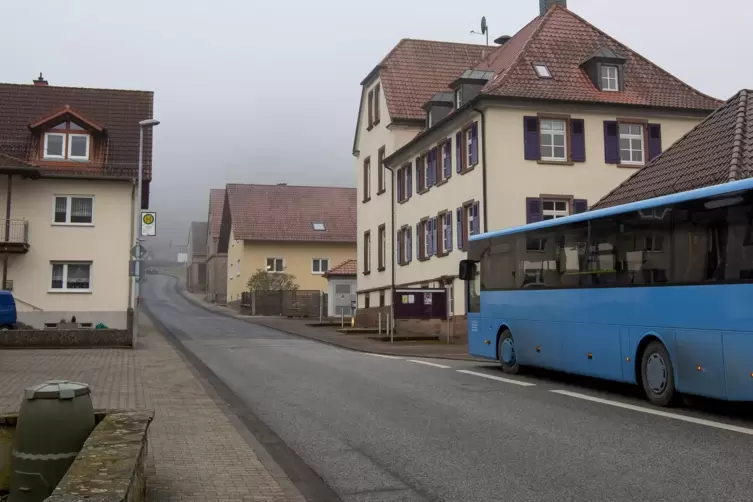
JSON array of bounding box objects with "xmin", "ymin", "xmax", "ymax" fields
[
  {"xmin": 640, "ymin": 341, "xmax": 676, "ymax": 407},
  {"xmin": 498, "ymin": 329, "xmax": 519, "ymax": 375}
]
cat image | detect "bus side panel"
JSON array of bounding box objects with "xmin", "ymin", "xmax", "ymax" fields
[
  {"xmin": 620, "ymin": 328, "xmax": 634, "ymax": 383},
  {"xmin": 722, "ymin": 332, "xmax": 753, "ymax": 401},
  {"xmin": 514, "ymin": 320, "xmax": 563, "ymax": 370},
  {"xmin": 561, "ymin": 324, "xmax": 623, "ymax": 382},
  {"xmin": 468, "ymin": 314, "xmax": 496, "ymax": 360},
  {"xmin": 675, "ymin": 330, "xmax": 727, "ymax": 400}
]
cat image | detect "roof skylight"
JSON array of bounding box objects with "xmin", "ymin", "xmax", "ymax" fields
[
  {"xmin": 533, "ymin": 64, "xmax": 552, "ymax": 79},
  {"xmin": 312, "ymin": 222, "xmax": 326, "ymax": 231}
]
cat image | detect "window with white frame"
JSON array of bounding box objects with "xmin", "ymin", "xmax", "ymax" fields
[
  {"xmin": 465, "ymin": 128, "xmax": 474, "ymax": 167},
  {"xmin": 423, "ymin": 220, "xmax": 431, "ymax": 258},
  {"xmin": 541, "ymin": 199, "xmax": 569, "ymax": 220},
  {"xmin": 312, "ymin": 222, "xmax": 326, "ymax": 231},
  {"xmin": 533, "ymin": 64, "xmax": 552, "ymax": 78},
  {"xmin": 50, "ymin": 262, "xmax": 91, "ymax": 291},
  {"xmin": 619, "ymin": 123, "xmax": 644, "ymax": 164},
  {"xmin": 266, "ymin": 257, "xmax": 284, "ymax": 273},
  {"xmin": 43, "ymin": 119, "xmax": 91, "ymax": 161},
  {"xmin": 440, "ymin": 212, "xmax": 451, "ymax": 254},
  {"xmin": 44, "ymin": 133, "xmax": 66, "ymax": 159},
  {"xmin": 312, "ymin": 258, "xmax": 329, "ymax": 274},
  {"xmin": 68, "ymin": 134, "xmax": 90, "ymax": 160},
  {"xmin": 601, "ymin": 65, "xmax": 619, "ymax": 91},
  {"xmin": 54, "ymin": 195, "xmax": 93, "ymax": 224},
  {"xmin": 540, "ymin": 119, "xmax": 567, "ymax": 161},
  {"xmin": 454, "ymin": 88, "xmax": 463, "ymax": 109}
]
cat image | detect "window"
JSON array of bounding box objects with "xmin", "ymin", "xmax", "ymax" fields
[
  {"xmin": 540, "ymin": 119, "xmax": 567, "ymax": 161},
  {"xmin": 601, "ymin": 65, "xmax": 619, "ymax": 91},
  {"xmin": 377, "ymin": 224, "xmax": 386, "ymax": 270},
  {"xmin": 43, "ymin": 120, "xmax": 91, "ymax": 162},
  {"xmin": 363, "ymin": 231, "xmax": 371, "ymax": 274},
  {"xmin": 533, "ymin": 64, "xmax": 552, "ymax": 78},
  {"xmin": 377, "ymin": 146, "xmax": 386, "ymax": 193},
  {"xmin": 68, "ymin": 134, "xmax": 90, "ymax": 160},
  {"xmin": 416, "ymin": 154, "xmax": 427, "ymax": 192},
  {"xmin": 454, "ymin": 88, "xmax": 463, "ymax": 109},
  {"xmin": 396, "ymin": 225, "xmax": 412, "ymax": 265},
  {"xmin": 312, "ymin": 258, "xmax": 329, "ymax": 274},
  {"xmin": 312, "ymin": 222, "xmax": 326, "ymax": 231},
  {"xmin": 367, "ymin": 90, "xmax": 374, "ymax": 129},
  {"xmin": 465, "ymin": 128, "xmax": 474, "ymax": 168},
  {"xmin": 266, "ymin": 258, "xmax": 284, "ymax": 273},
  {"xmin": 422, "ymin": 219, "xmax": 432, "ymax": 259},
  {"xmin": 397, "ymin": 163, "xmax": 412, "ymax": 202},
  {"xmin": 374, "ymin": 84, "xmax": 381, "ymax": 125},
  {"xmin": 542, "ymin": 199, "xmax": 569, "ymax": 220},
  {"xmin": 619, "ymin": 123, "xmax": 644, "ymax": 165},
  {"xmin": 459, "ymin": 201, "xmax": 480, "ymax": 249},
  {"xmin": 363, "ymin": 157, "xmax": 371, "ymax": 202},
  {"xmin": 44, "ymin": 133, "xmax": 65, "ymax": 159},
  {"xmin": 439, "ymin": 139, "xmax": 451, "ymax": 182},
  {"xmin": 438, "ymin": 211, "xmax": 453, "ymax": 255},
  {"xmin": 50, "ymin": 262, "xmax": 91, "ymax": 291},
  {"xmin": 54, "ymin": 195, "xmax": 93, "ymax": 224},
  {"xmin": 379, "ymin": 290, "xmax": 385, "ymax": 307}
]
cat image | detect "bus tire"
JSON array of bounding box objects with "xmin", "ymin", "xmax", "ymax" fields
[
  {"xmin": 497, "ymin": 329, "xmax": 520, "ymax": 375},
  {"xmin": 640, "ymin": 341, "xmax": 676, "ymax": 407}
]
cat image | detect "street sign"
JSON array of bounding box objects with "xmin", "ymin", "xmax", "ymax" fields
[
  {"xmin": 129, "ymin": 260, "xmax": 146, "ymax": 281},
  {"xmin": 130, "ymin": 244, "xmax": 148, "ymax": 259},
  {"xmin": 141, "ymin": 212, "xmax": 156, "ymax": 236}
]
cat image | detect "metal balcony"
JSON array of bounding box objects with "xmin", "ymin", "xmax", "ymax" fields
[{"xmin": 0, "ymin": 220, "xmax": 29, "ymax": 253}]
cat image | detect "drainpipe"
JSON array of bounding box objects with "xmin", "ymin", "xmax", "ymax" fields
[
  {"xmin": 2, "ymin": 174, "xmax": 12, "ymax": 291},
  {"xmin": 387, "ymin": 164, "xmax": 396, "ymax": 334},
  {"xmin": 472, "ymin": 104, "xmax": 489, "ymax": 232},
  {"xmin": 127, "ymin": 179, "xmax": 136, "ymax": 311}
]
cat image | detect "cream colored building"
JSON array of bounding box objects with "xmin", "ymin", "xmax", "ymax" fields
[
  {"xmin": 0, "ymin": 76, "xmax": 154, "ymax": 329},
  {"xmin": 364, "ymin": 0, "xmax": 721, "ymax": 333},
  {"xmin": 219, "ymin": 183, "xmax": 356, "ymax": 303}
]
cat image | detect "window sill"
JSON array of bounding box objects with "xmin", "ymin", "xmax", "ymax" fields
[
  {"xmin": 48, "ymin": 289, "xmax": 92, "ymax": 294},
  {"xmin": 617, "ymin": 163, "xmax": 643, "ymax": 169},
  {"xmin": 362, "ymin": 271, "xmax": 371, "ymax": 276},
  {"xmin": 374, "ymin": 120, "xmax": 380, "ymax": 126},
  {"xmin": 417, "ymin": 256, "xmax": 429, "ymax": 262},
  {"xmin": 398, "ymin": 197, "xmax": 411, "ymax": 205},
  {"xmin": 43, "ymin": 157, "xmax": 90, "ymax": 163},
  {"xmin": 311, "ymin": 272, "xmax": 325, "ymax": 275},
  {"xmin": 376, "ymin": 189, "xmax": 386, "ymax": 196},
  {"xmin": 366, "ymin": 125, "xmax": 373, "ymax": 132},
  {"xmin": 417, "ymin": 188, "xmax": 430, "ymax": 195},
  {"xmin": 377, "ymin": 266, "xmax": 386, "ymax": 272},
  {"xmin": 537, "ymin": 160, "xmax": 574, "ymax": 166},
  {"xmin": 436, "ymin": 251, "xmax": 450, "ymax": 258},
  {"xmin": 51, "ymin": 223, "xmax": 94, "ymax": 227},
  {"xmin": 436, "ymin": 179, "xmax": 449, "ymax": 187},
  {"xmin": 459, "ymin": 165, "xmax": 475, "ymax": 175},
  {"xmin": 362, "ymin": 197, "xmax": 371, "ymax": 203}
]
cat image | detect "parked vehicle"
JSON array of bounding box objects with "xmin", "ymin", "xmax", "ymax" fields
[{"xmin": 0, "ymin": 291, "xmax": 18, "ymax": 329}]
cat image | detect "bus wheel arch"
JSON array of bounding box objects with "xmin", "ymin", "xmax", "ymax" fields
[
  {"xmin": 496, "ymin": 326, "xmax": 520, "ymax": 375},
  {"xmin": 635, "ymin": 335, "xmax": 676, "ymax": 407}
]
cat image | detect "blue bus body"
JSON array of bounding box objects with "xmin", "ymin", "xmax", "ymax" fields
[
  {"xmin": 0, "ymin": 291, "xmax": 17, "ymax": 328},
  {"xmin": 465, "ymin": 178, "xmax": 753, "ymax": 403}
]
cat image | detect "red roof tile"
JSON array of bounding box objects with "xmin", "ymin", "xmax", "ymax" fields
[
  {"xmin": 226, "ymin": 184, "xmax": 357, "ymax": 243},
  {"xmin": 479, "ymin": 6, "xmax": 721, "ymax": 110},
  {"xmin": 592, "ymin": 89, "xmax": 753, "ymax": 210},
  {"xmin": 376, "ymin": 39, "xmax": 489, "ymax": 121},
  {"xmin": 208, "ymin": 188, "xmax": 225, "ymax": 238},
  {"xmin": 0, "ymin": 82, "xmax": 154, "ymax": 179},
  {"xmin": 325, "ymin": 259, "xmax": 357, "ymax": 277}
]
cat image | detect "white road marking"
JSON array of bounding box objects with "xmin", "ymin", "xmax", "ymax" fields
[
  {"xmin": 550, "ymin": 390, "xmax": 753, "ymax": 436},
  {"xmin": 366, "ymin": 353, "xmax": 402, "ymax": 360},
  {"xmin": 407, "ymin": 359, "xmax": 451, "ymax": 369},
  {"xmin": 456, "ymin": 370, "xmax": 536, "ymax": 387}
]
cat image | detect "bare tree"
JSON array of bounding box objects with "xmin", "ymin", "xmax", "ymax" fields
[{"xmin": 246, "ymin": 268, "xmax": 299, "ymax": 291}]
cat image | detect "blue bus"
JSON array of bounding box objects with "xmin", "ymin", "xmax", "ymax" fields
[{"xmin": 459, "ymin": 178, "xmax": 753, "ymax": 406}]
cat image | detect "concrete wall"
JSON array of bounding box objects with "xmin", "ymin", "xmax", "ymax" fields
[{"xmin": 0, "ymin": 177, "xmax": 133, "ymax": 329}]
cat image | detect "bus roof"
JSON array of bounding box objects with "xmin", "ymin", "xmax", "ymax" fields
[{"xmin": 470, "ymin": 176, "xmax": 753, "ymax": 242}]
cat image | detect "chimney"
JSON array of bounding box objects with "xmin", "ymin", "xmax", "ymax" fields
[
  {"xmin": 539, "ymin": 0, "xmax": 566, "ymax": 15},
  {"xmin": 33, "ymin": 73, "xmax": 48, "ymax": 86}
]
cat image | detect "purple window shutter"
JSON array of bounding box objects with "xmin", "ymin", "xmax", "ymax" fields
[
  {"xmin": 429, "ymin": 218, "xmax": 436, "ymax": 256},
  {"xmin": 456, "ymin": 132, "xmax": 462, "ymax": 173},
  {"xmin": 526, "ymin": 197, "xmax": 543, "ymax": 223},
  {"xmin": 415, "ymin": 160, "xmax": 421, "ymax": 191},
  {"xmin": 456, "ymin": 207, "xmax": 462, "ymax": 248},
  {"xmin": 470, "ymin": 123, "xmax": 479, "ymax": 165},
  {"xmin": 574, "ymin": 199, "xmax": 588, "ymax": 214},
  {"xmin": 429, "ymin": 150, "xmax": 436, "ymax": 186},
  {"xmin": 396, "ymin": 232, "xmax": 402, "ymax": 265},
  {"xmin": 407, "ymin": 226, "xmax": 412, "ymax": 262},
  {"xmin": 444, "ymin": 142, "xmax": 452, "ymax": 178},
  {"xmin": 571, "ymin": 119, "xmax": 586, "ymax": 162},
  {"xmin": 524, "ymin": 116, "xmax": 540, "ymax": 160},
  {"xmin": 397, "ymin": 170, "xmax": 404, "ymax": 201},
  {"xmin": 648, "ymin": 124, "xmax": 662, "ymax": 161},
  {"xmin": 407, "ymin": 165, "xmax": 412, "ymax": 197},
  {"xmin": 604, "ymin": 121, "xmax": 620, "ymax": 164},
  {"xmin": 446, "ymin": 213, "xmax": 453, "ymax": 252},
  {"xmin": 472, "ymin": 202, "xmax": 480, "ymax": 235}
]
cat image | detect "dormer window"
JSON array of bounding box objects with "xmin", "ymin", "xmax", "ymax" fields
[
  {"xmin": 601, "ymin": 65, "xmax": 619, "ymax": 91},
  {"xmin": 533, "ymin": 64, "xmax": 552, "ymax": 79},
  {"xmin": 43, "ymin": 120, "xmax": 91, "ymax": 162},
  {"xmin": 454, "ymin": 88, "xmax": 463, "ymax": 109}
]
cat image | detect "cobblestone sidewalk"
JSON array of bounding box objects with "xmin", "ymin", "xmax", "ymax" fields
[{"xmin": 0, "ymin": 315, "xmax": 296, "ymax": 502}]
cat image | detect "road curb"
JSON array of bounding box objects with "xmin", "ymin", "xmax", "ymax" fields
[{"xmin": 165, "ymin": 275, "xmax": 482, "ymax": 363}]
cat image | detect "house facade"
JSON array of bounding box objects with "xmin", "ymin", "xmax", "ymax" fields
[
  {"xmin": 205, "ymin": 188, "xmax": 227, "ymax": 303},
  {"xmin": 219, "ymin": 183, "xmax": 357, "ymax": 304},
  {"xmin": 0, "ymin": 75, "xmax": 154, "ymax": 328},
  {"xmin": 186, "ymin": 221, "xmax": 207, "ymax": 293},
  {"xmin": 353, "ymin": 37, "xmax": 488, "ymax": 324},
  {"xmin": 369, "ymin": 0, "xmax": 722, "ymax": 336}
]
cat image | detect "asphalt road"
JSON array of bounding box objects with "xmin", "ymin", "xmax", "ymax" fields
[{"xmin": 142, "ymin": 275, "xmax": 753, "ymax": 502}]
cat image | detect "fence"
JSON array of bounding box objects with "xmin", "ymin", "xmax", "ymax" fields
[{"xmin": 240, "ymin": 290, "xmax": 328, "ymax": 318}]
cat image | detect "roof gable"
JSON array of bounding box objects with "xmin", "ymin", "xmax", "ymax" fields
[
  {"xmin": 324, "ymin": 259, "xmax": 357, "ymax": 277},
  {"xmin": 208, "ymin": 189, "xmax": 225, "ymax": 238},
  {"xmin": 28, "ymin": 104, "xmax": 105, "ymax": 132},
  {"xmin": 190, "ymin": 221, "xmax": 208, "ymax": 255},
  {"xmin": 226, "ymin": 184, "xmax": 357, "ymax": 243},
  {"xmin": 592, "ymin": 89, "xmax": 753, "ymax": 210}
]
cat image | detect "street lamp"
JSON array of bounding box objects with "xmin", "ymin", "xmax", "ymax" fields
[{"xmin": 132, "ymin": 118, "xmax": 160, "ymax": 347}]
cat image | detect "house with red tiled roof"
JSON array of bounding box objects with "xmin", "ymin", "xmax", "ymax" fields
[
  {"xmin": 356, "ymin": 0, "xmax": 723, "ymax": 337},
  {"xmin": 204, "ymin": 188, "xmax": 228, "ymax": 303},
  {"xmin": 0, "ymin": 74, "xmax": 154, "ymax": 329},
  {"xmin": 218, "ymin": 183, "xmax": 357, "ymax": 302},
  {"xmin": 323, "ymin": 259, "xmax": 357, "ymax": 317}
]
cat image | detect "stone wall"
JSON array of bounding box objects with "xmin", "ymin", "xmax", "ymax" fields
[
  {"xmin": 355, "ymin": 305, "xmax": 390, "ymax": 327},
  {"xmin": 396, "ymin": 315, "xmax": 468, "ymax": 342},
  {"xmin": 0, "ymin": 329, "xmax": 132, "ymax": 348}
]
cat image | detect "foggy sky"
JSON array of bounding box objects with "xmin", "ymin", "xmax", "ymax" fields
[{"xmin": 2, "ymin": 0, "xmax": 752, "ymax": 258}]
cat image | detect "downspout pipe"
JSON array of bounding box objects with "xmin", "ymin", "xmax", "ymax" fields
[
  {"xmin": 472, "ymin": 104, "xmax": 489, "ymax": 233},
  {"xmin": 388, "ymin": 166, "xmax": 396, "ymax": 333}
]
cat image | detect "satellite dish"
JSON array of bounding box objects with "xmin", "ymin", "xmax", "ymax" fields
[{"xmin": 481, "ymin": 16, "xmax": 488, "ymax": 34}]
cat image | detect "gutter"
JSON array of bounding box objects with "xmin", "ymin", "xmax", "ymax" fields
[{"xmin": 472, "ymin": 104, "xmax": 489, "ymax": 232}]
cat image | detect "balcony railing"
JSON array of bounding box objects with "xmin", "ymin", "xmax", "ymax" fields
[{"xmin": 0, "ymin": 220, "xmax": 29, "ymax": 252}]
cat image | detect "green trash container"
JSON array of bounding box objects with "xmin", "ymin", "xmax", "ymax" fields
[{"xmin": 9, "ymin": 380, "xmax": 95, "ymax": 502}]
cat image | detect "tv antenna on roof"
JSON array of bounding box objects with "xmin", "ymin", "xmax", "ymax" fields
[{"xmin": 470, "ymin": 16, "xmax": 489, "ymax": 46}]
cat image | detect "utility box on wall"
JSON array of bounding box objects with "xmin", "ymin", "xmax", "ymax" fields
[{"xmin": 393, "ymin": 288, "xmax": 447, "ymax": 319}]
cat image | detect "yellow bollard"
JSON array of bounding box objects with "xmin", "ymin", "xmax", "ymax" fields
[{"xmin": 351, "ymin": 316, "xmax": 355, "ymax": 328}]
